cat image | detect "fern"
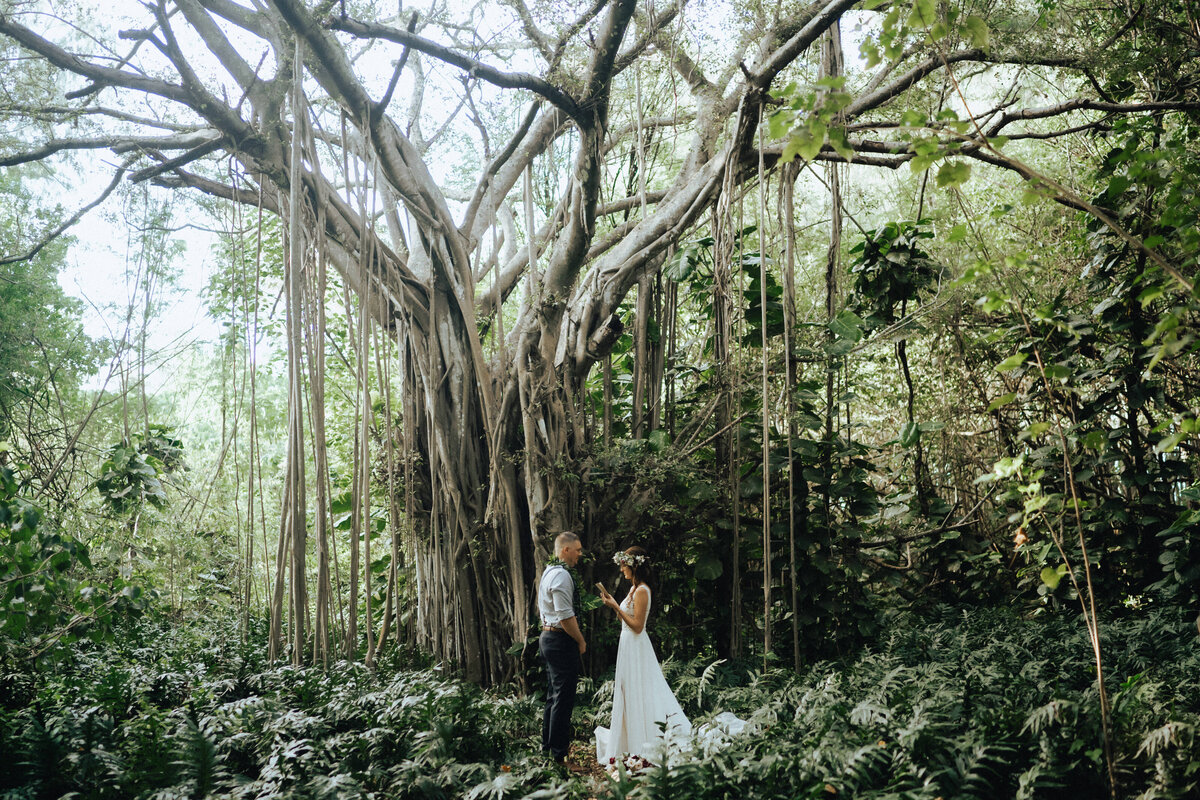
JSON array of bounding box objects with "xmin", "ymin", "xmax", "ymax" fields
[
  {"xmin": 696, "ymin": 658, "xmax": 726, "ymax": 709},
  {"xmin": 172, "ymin": 717, "xmax": 227, "ymax": 799}
]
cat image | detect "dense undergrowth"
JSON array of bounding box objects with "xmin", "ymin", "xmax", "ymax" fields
[{"xmin": 1, "ymin": 605, "xmax": 1197, "ymax": 800}]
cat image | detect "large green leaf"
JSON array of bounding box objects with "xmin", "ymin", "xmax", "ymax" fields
[
  {"xmin": 995, "ymin": 353, "xmax": 1028, "ymax": 372},
  {"xmin": 908, "ymin": 0, "xmax": 937, "ymax": 29},
  {"xmin": 963, "ymin": 15, "xmax": 989, "ymax": 48},
  {"xmin": 829, "ymin": 309, "xmax": 865, "ymax": 342}
]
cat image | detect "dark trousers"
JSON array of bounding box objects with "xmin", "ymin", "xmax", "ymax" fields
[{"xmin": 539, "ymin": 629, "xmax": 578, "ymax": 759}]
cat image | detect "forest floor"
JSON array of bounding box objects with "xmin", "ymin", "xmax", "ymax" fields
[{"xmin": 2, "ymin": 603, "xmax": 1198, "ymax": 799}]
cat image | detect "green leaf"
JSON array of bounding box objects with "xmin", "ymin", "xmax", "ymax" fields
[
  {"xmin": 829, "ymin": 309, "xmax": 865, "ymax": 342},
  {"xmin": 1137, "ymin": 284, "xmax": 1165, "ymax": 308},
  {"xmin": 910, "ymin": 152, "xmax": 939, "ymax": 174},
  {"xmin": 860, "ymin": 40, "xmax": 882, "ymax": 68},
  {"xmin": 768, "ymin": 109, "xmax": 793, "ymax": 140},
  {"xmin": 995, "ymin": 352, "xmax": 1028, "ymax": 372},
  {"xmin": 936, "ymin": 161, "xmax": 971, "ymax": 188},
  {"xmin": 1155, "ymin": 431, "xmax": 1186, "ymax": 454},
  {"xmin": 963, "ymin": 15, "xmax": 989, "ymax": 49},
  {"xmin": 1040, "ymin": 565, "xmax": 1063, "ymax": 590},
  {"xmin": 826, "ymin": 338, "xmax": 857, "ymax": 356},
  {"xmin": 781, "ymin": 135, "xmax": 806, "ymax": 164},
  {"xmin": 946, "ymin": 223, "xmax": 968, "ymax": 243},
  {"xmin": 987, "ymin": 392, "xmax": 1017, "ymax": 412},
  {"xmin": 908, "ymin": 0, "xmax": 938, "ymax": 30},
  {"xmin": 978, "ymin": 291, "xmax": 1007, "ymax": 313},
  {"xmin": 1023, "ymin": 421, "xmax": 1053, "ymax": 438},
  {"xmin": 899, "ymin": 421, "xmax": 921, "ymax": 448},
  {"xmin": 1043, "ymin": 364, "xmax": 1072, "ymax": 382},
  {"xmin": 828, "ymin": 126, "xmax": 855, "ymax": 161}
]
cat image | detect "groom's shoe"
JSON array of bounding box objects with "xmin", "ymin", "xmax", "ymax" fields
[{"xmin": 552, "ymin": 756, "xmax": 587, "ymax": 775}]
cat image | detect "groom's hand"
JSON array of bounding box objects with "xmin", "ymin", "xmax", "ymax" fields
[{"xmin": 560, "ymin": 616, "xmax": 586, "ymax": 655}]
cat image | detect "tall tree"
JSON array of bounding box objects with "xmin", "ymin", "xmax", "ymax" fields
[{"xmin": 2, "ymin": 0, "xmax": 1196, "ymax": 683}]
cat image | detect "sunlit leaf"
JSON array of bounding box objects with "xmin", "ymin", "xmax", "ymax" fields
[
  {"xmin": 995, "ymin": 353, "xmax": 1027, "ymax": 372},
  {"xmin": 908, "ymin": 0, "xmax": 938, "ymax": 30},
  {"xmin": 987, "ymin": 392, "xmax": 1017, "ymax": 412}
]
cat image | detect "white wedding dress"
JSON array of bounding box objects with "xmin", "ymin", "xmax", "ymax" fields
[{"xmin": 595, "ymin": 585, "xmax": 692, "ymax": 764}]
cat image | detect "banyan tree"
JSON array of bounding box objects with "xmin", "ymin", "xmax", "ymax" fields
[{"xmin": 3, "ymin": 0, "xmax": 1195, "ymax": 683}]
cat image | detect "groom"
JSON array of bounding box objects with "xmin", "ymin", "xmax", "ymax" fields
[{"xmin": 538, "ymin": 531, "xmax": 586, "ymax": 769}]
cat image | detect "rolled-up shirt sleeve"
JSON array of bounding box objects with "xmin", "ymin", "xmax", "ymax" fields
[
  {"xmin": 539, "ymin": 567, "xmax": 576, "ymax": 626},
  {"xmin": 550, "ymin": 573, "xmax": 574, "ymax": 620}
]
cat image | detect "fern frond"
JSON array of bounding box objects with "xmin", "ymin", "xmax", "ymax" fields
[
  {"xmin": 1021, "ymin": 699, "xmax": 1075, "ymax": 735},
  {"xmin": 697, "ymin": 658, "xmax": 727, "ymax": 708},
  {"xmin": 1136, "ymin": 721, "xmax": 1195, "ymax": 759}
]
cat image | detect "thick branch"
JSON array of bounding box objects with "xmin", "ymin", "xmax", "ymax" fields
[
  {"xmin": 175, "ymin": 0, "xmax": 257, "ymax": 89},
  {"xmin": 985, "ymin": 97, "xmax": 1200, "ymax": 134},
  {"xmin": 0, "ymin": 12, "xmax": 191, "ymax": 105},
  {"xmin": 128, "ymin": 137, "xmax": 227, "ymax": 182},
  {"xmin": 501, "ymin": 0, "xmax": 555, "ymax": 61},
  {"xmin": 328, "ymin": 15, "xmax": 584, "ymax": 123},
  {"xmin": 461, "ymin": 100, "xmax": 542, "ymax": 238},
  {"xmin": 749, "ymin": 0, "xmax": 860, "ymax": 88},
  {"xmin": 598, "ymin": 191, "xmax": 666, "ymax": 217},
  {"xmin": 612, "ymin": 0, "xmax": 687, "ymax": 75},
  {"xmin": 541, "ymin": 0, "xmax": 638, "ymax": 298},
  {"xmin": 546, "ymin": 0, "xmax": 607, "ymax": 74},
  {"xmin": 847, "ymin": 49, "xmax": 1081, "ymax": 117},
  {"xmin": 654, "ymin": 31, "xmax": 714, "ymax": 94},
  {"xmin": 198, "ymin": 0, "xmax": 284, "ymax": 48},
  {"xmin": 0, "ymin": 130, "xmax": 217, "ymax": 167}
]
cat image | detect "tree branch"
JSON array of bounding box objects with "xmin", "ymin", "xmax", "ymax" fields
[
  {"xmin": 847, "ymin": 49, "xmax": 1081, "ymax": 117},
  {"xmin": 128, "ymin": 137, "xmax": 227, "ymax": 182},
  {"xmin": 749, "ymin": 0, "xmax": 860, "ymax": 88},
  {"xmin": 328, "ymin": 15, "xmax": 584, "ymax": 123},
  {"xmin": 461, "ymin": 99, "xmax": 542, "ymax": 239},
  {"xmin": 0, "ymin": 11, "xmax": 192, "ymax": 105},
  {"xmin": 0, "ymin": 158, "xmax": 133, "ymax": 266},
  {"xmin": 174, "ymin": 0, "xmax": 257, "ymax": 90},
  {"xmin": 0, "ymin": 130, "xmax": 218, "ymax": 167},
  {"xmin": 501, "ymin": 0, "xmax": 555, "ymax": 62},
  {"xmin": 0, "ymin": 103, "xmax": 195, "ymax": 131}
]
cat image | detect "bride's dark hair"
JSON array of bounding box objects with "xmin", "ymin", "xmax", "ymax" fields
[{"xmin": 624, "ymin": 546, "xmax": 653, "ymax": 588}]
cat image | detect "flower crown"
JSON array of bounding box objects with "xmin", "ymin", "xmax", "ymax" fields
[{"xmin": 613, "ymin": 551, "xmax": 647, "ymax": 568}]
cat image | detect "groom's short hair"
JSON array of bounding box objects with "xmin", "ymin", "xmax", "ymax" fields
[{"xmin": 554, "ymin": 531, "xmax": 580, "ymax": 554}]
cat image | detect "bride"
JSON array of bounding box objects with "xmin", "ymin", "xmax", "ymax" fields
[{"xmin": 594, "ymin": 546, "xmax": 691, "ymax": 765}]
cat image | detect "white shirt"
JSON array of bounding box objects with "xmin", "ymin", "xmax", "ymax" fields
[{"xmin": 538, "ymin": 564, "xmax": 575, "ymax": 627}]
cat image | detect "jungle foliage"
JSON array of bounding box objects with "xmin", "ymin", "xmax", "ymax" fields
[
  {"xmin": 0, "ymin": 605, "xmax": 1196, "ymax": 799},
  {"xmin": 1, "ymin": 0, "xmax": 1199, "ymax": 796}
]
